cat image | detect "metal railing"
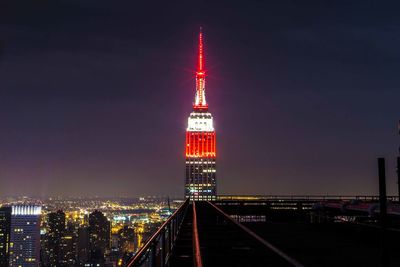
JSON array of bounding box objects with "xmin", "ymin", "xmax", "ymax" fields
[
  {"xmin": 126, "ymin": 198, "xmax": 190, "ymax": 267},
  {"xmin": 192, "ymin": 202, "xmax": 203, "ymax": 267},
  {"xmin": 217, "ymin": 195, "xmax": 399, "ymax": 202}
]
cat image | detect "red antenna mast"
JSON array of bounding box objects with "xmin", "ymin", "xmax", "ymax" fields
[{"xmin": 194, "ymin": 27, "xmax": 208, "ymax": 110}]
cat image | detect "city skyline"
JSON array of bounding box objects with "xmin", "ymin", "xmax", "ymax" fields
[{"xmin": 1, "ymin": 0, "xmax": 400, "ymax": 197}]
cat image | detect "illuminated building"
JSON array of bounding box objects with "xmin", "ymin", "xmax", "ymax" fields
[
  {"xmin": 46, "ymin": 210, "xmax": 66, "ymax": 266},
  {"xmin": 118, "ymin": 225, "xmax": 135, "ymax": 254},
  {"xmin": 61, "ymin": 222, "xmax": 78, "ymax": 266},
  {"xmin": 0, "ymin": 207, "xmax": 11, "ymax": 266},
  {"xmin": 88, "ymin": 210, "xmax": 110, "ymax": 264},
  {"xmin": 134, "ymin": 223, "xmax": 144, "ymax": 250},
  {"xmin": 185, "ymin": 29, "xmax": 217, "ymax": 201},
  {"xmin": 9, "ymin": 205, "xmax": 41, "ymax": 267}
]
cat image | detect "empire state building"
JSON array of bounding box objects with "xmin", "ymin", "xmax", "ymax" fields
[{"xmin": 185, "ymin": 29, "xmax": 217, "ymax": 201}]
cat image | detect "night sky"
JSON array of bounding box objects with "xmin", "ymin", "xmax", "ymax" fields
[{"xmin": 1, "ymin": 0, "xmax": 399, "ymax": 197}]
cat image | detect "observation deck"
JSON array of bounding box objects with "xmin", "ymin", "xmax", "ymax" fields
[{"xmin": 127, "ymin": 195, "xmax": 400, "ymax": 267}]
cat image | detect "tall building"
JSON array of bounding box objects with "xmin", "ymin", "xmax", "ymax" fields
[
  {"xmin": 77, "ymin": 226, "xmax": 90, "ymax": 266},
  {"xmin": 88, "ymin": 210, "xmax": 110, "ymax": 264},
  {"xmin": 60, "ymin": 221, "xmax": 78, "ymax": 266},
  {"xmin": 9, "ymin": 205, "xmax": 41, "ymax": 267},
  {"xmin": 185, "ymin": 29, "xmax": 217, "ymax": 201},
  {"xmin": 0, "ymin": 207, "xmax": 11, "ymax": 266},
  {"xmin": 46, "ymin": 210, "xmax": 66, "ymax": 266}
]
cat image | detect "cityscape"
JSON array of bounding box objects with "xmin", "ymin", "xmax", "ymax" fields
[
  {"xmin": 0, "ymin": 196, "xmax": 181, "ymax": 266},
  {"xmin": 1, "ymin": 1, "xmax": 400, "ymax": 267}
]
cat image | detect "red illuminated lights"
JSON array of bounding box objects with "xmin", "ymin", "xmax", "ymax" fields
[
  {"xmin": 185, "ymin": 28, "xmax": 217, "ymax": 201},
  {"xmin": 186, "ymin": 28, "xmax": 216, "ymax": 158},
  {"xmin": 185, "ymin": 132, "xmax": 216, "ymax": 158},
  {"xmin": 194, "ymin": 28, "xmax": 208, "ymax": 111}
]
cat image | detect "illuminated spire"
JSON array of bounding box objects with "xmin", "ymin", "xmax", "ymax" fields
[
  {"xmin": 198, "ymin": 27, "xmax": 204, "ymax": 72},
  {"xmin": 194, "ymin": 27, "xmax": 208, "ymax": 110},
  {"xmin": 185, "ymin": 28, "xmax": 217, "ymax": 201}
]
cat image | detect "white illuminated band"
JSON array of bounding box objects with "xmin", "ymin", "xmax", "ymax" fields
[
  {"xmin": 11, "ymin": 206, "xmax": 42, "ymax": 216},
  {"xmin": 195, "ymin": 76, "xmax": 206, "ymax": 106},
  {"xmin": 187, "ymin": 112, "xmax": 214, "ymax": 132}
]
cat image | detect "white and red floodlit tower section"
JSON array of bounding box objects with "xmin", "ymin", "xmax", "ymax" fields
[{"xmin": 185, "ymin": 29, "xmax": 217, "ymax": 201}]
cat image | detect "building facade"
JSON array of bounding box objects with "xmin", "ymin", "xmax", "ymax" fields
[
  {"xmin": 61, "ymin": 221, "xmax": 78, "ymax": 266},
  {"xmin": 77, "ymin": 226, "xmax": 90, "ymax": 265},
  {"xmin": 46, "ymin": 210, "xmax": 66, "ymax": 266},
  {"xmin": 88, "ymin": 210, "xmax": 110, "ymax": 265},
  {"xmin": 185, "ymin": 30, "xmax": 217, "ymax": 201},
  {"xmin": 0, "ymin": 207, "xmax": 11, "ymax": 266},
  {"xmin": 9, "ymin": 205, "xmax": 41, "ymax": 267}
]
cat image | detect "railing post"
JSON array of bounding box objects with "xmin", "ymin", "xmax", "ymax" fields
[
  {"xmin": 175, "ymin": 215, "xmax": 178, "ymax": 237},
  {"xmin": 171, "ymin": 221, "xmax": 174, "ymax": 250},
  {"xmin": 167, "ymin": 222, "xmax": 172, "ymax": 261},
  {"xmin": 161, "ymin": 229, "xmax": 166, "ymax": 266},
  {"xmin": 173, "ymin": 217, "xmax": 176, "ymax": 242},
  {"xmin": 397, "ymin": 157, "xmax": 400, "ymax": 202},
  {"xmin": 150, "ymin": 242, "xmax": 157, "ymax": 267},
  {"xmin": 378, "ymin": 158, "xmax": 388, "ymax": 267}
]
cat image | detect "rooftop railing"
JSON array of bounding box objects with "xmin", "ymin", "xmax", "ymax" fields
[
  {"xmin": 126, "ymin": 198, "xmax": 190, "ymax": 267},
  {"xmin": 217, "ymin": 195, "xmax": 399, "ymax": 201},
  {"xmin": 192, "ymin": 201, "xmax": 203, "ymax": 267},
  {"xmin": 127, "ymin": 195, "xmax": 399, "ymax": 267}
]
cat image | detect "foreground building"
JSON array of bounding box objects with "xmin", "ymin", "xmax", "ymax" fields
[
  {"xmin": 0, "ymin": 207, "xmax": 11, "ymax": 266},
  {"xmin": 9, "ymin": 205, "xmax": 41, "ymax": 267},
  {"xmin": 88, "ymin": 210, "xmax": 110, "ymax": 265},
  {"xmin": 185, "ymin": 29, "xmax": 217, "ymax": 201},
  {"xmin": 46, "ymin": 210, "xmax": 66, "ymax": 266}
]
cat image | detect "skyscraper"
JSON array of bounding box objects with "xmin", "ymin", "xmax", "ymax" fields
[
  {"xmin": 77, "ymin": 226, "xmax": 90, "ymax": 266},
  {"xmin": 0, "ymin": 207, "xmax": 11, "ymax": 266},
  {"xmin": 9, "ymin": 205, "xmax": 41, "ymax": 267},
  {"xmin": 46, "ymin": 210, "xmax": 66, "ymax": 266},
  {"xmin": 185, "ymin": 29, "xmax": 217, "ymax": 201},
  {"xmin": 61, "ymin": 221, "xmax": 78, "ymax": 266},
  {"xmin": 88, "ymin": 210, "xmax": 110, "ymax": 264}
]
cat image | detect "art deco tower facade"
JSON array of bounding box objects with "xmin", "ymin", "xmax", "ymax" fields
[{"xmin": 185, "ymin": 30, "xmax": 217, "ymax": 201}]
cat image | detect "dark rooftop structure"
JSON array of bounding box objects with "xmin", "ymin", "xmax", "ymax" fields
[{"xmin": 126, "ymin": 195, "xmax": 400, "ymax": 267}]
